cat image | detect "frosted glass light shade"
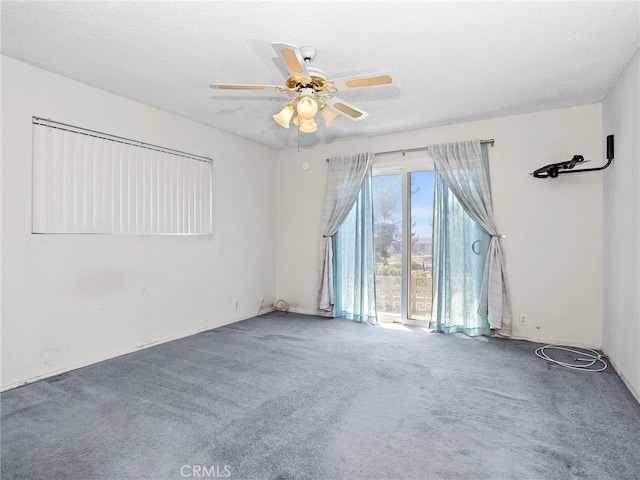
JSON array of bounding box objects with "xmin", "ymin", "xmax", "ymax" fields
[
  {"xmin": 320, "ymin": 105, "xmax": 341, "ymax": 127},
  {"xmin": 298, "ymin": 117, "xmax": 318, "ymax": 133},
  {"xmin": 273, "ymin": 104, "xmax": 295, "ymax": 128},
  {"xmin": 297, "ymin": 95, "xmax": 318, "ymax": 119}
]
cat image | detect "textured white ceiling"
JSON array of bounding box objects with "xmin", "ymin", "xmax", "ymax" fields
[{"xmin": 2, "ymin": 1, "xmax": 639, "ymax": 150}]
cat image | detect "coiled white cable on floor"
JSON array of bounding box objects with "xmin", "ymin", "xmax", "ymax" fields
[
  {"xmin": 535, "ymin": 345, "xmax": 608, "ymax": 372},
  {"xmin": 274, "ymin": 299, "xmax": 290, "ymax": 312}
]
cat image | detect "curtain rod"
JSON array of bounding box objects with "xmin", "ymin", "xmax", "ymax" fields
[
  {"xmin": 325, "ymin": 139, "xmax": 495, "ymax": 162},
  {"xmin": 32, "ymin": 116, "xmax": 213, "ymax": 163}
]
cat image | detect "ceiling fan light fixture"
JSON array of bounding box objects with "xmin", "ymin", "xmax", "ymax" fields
[
  {"xmin": 319, "ymin": 104, "xmax": 341, "ymax": 127},
  {"xmin": 273, "ymin": 103, "xmax": 295, "ymax": 129},
  {"xmin": 297, "ymin": 95, "xmax": 318, "ymax": 120},
  {"xmin": 298, "ymin": 117, "xmax": 318, "ymax": 133}
]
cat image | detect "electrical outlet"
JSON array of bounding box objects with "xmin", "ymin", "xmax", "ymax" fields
[
  {"xmin": 234, "ymin": 301, "xmax": 239, "ymax": 311},
  {"xmin": 260, "ymin": 297, "xmax": 264, "ymax": 304},
  {"xmin": 519, "ymin": 314, "xmax": 527, "ymax": 326}
]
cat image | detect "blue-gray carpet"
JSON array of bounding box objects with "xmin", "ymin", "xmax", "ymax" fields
[{"xmin": 2, "ymin": 312, "xmax": 640, "ymax": 480}]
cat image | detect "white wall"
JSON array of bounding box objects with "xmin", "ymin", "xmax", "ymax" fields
[
  {"xmin": 1, "ymin": 56, "xmax": 278, "ymax": 390},
  {"xmin": 277, "ymin": 105, "xmax": 603, "ymax": 347},
  {"xmin": 602, "ymin": 48, "xmax": 640, "ymax": 398}
]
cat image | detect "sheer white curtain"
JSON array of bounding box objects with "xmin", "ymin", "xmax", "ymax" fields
[
  {"xmin": 317, "ymin": 153, "xmax": 374, "ymax": 315},
  {"xmin": 429, "ymin": 141, "xmax": 512, "ymax": 336}
]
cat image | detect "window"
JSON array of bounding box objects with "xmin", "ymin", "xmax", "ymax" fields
[{"xmin": 32, "ymin": 118, "xmax": 212, "ymax": 235}]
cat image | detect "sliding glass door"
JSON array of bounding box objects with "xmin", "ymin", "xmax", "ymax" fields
[
  {"xmin": 372, "ymin": 174, "xmax": 403, "ymax": 322},
  {"xmin": 372, "ymin": 161, "xmax": 434, "ymax": 325},
  {"xmin": 408, "ymin": 171, "xmax": 435, "ymax": 321},
  {"xmin": 372, "ymin": 156, "xmax": 491, "ymax": 332}
]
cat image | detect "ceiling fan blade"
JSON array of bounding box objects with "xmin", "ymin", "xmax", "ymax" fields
[
  {"xmin": 325, "ymin": 96, "xmax": 369, "ymax": 121},
  {"xmin": 271, "ymin": 42, "xmax": 310, "ymax": 79},
  {"xmin": 330, "ymin": 71, "xmax": 396, "ymax": 91},
  {"xmin": 209, "ymin": 83, "xmax": 283, "ymax": 91}
]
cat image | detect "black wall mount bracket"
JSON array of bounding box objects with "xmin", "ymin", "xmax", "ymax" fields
[{"xmin": 532, "ymin": 135, "xmax": 614, "ymax": 179}]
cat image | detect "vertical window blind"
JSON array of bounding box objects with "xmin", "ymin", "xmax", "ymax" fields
[{"xmin": 32, "ymin": 118, "xmax": 213, "ymax": 235}]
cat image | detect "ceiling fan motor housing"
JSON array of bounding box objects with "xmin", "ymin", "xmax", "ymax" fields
[{"xmin": 299, "ymin": 46, "xmax": 317, "ymax": 63}]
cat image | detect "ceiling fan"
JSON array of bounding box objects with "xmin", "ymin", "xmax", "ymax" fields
[{"xmin": 210, "ymin": 42, "xmax": 396, "ymax": 133}]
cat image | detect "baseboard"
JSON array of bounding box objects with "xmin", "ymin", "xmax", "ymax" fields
[
  {"xmin": 0, "ymin": 313, "xmax": 257, "ymax": 392},
  {"xmin": 601, "ymin": 348, "xmax": 640, "ymax": 404},
  {"xmin": 508, "ymin": 334, "xmax": 600, "ymax": 351},
  {"xmin": 287, "ymin": 307, "xmax": 321, "ymax": 316},
  {"xmin": 258, "ymin": 306, "xmax": 276, "ymax": 315}
]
